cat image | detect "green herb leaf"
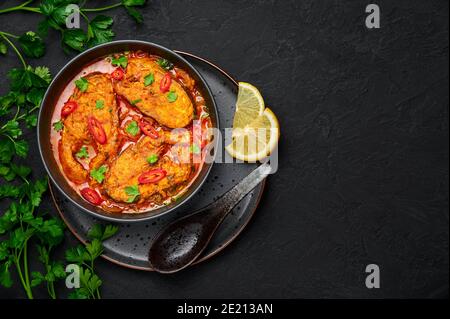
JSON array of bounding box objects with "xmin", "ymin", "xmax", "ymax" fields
[
  {"xmin": 26, "ymin": 87, "xmax": 45, "ymax": 106},
  {"xmin": 8, "ymin": 66, "xmax": 48, "ymax": 91},
  {"xmin": 53, "ymin": 120, "xmax": 64, "ymax": 132},
  {"xmin": 34, "ymin": 66, "xmax": 52, "ymax": 83},
  {"xmin": 2, "ymin": 120, "xmax": 22, "ymax": 138},
  {"xmin": 88, "ymin": 15, "xmax": 115, "ymax": 47},
  {"xmin": 95, "ymin": 100, "xmax": 104, "ymax": 109},
  {"xmin": 80, "ymin": 267, "xmax": 102, "ymax": 294},
  {"xmin": 0, "ymin": 184, "xmax": 21, "ymax": 199},
  {"xmin": 111, "ymin": 55, "xmax": 128, "ymax": 68},
  {"xmin": 190, "ymin": 143, "xmax": 201, "ymax": 154},
  {"xmin": 25, "ymin": 114, "xmax": 38, "ymax": 128},
  {"xmin": 124, "ymin": 6, "xmax": 143, "ymax": 23},
  {"xmin": 86, "ymin": 239, "xmax": 103, "ymax": 260},
  {"xmin": 35, "ymin": 218, "xmax": 65, "ymax": 246},
  {"xmin": 65, "ymin": 245, "xmax": 91, "ymax": 264},
  {"xmin": 18, "ymin": 31, "xmax": 46, "ymax": 58},
  {"xmin": 147, "ymin": 154, "xmax": 158, "ymax": 164},
  {"xmin": 88, "ymin": 224, "xmax": 119, "ymax": 241},
  {"xmin": 75, "ymin": 146, "xmax": 89, "ymax": 159},
  {"xmin": 29, "ymin": 178, "xmax": 47, "ymax": 207},
  {"xmin": 122, "ymin": 0, "xmax": 146, "ymax": 6},
  {"xmin": 144, "ymin": 73, "xmax": 154, "ymax": 86},
  {"xmin": 30, "ymin": 271, "xmax": 44, "ymax": 287},
  {"xmin": 62, "ymin": 29, "xmax": 88, "ymax": 52},
  {"xmin": 167, "ymin": 90, "xmax": 178, "ymax": 103},
  {"xmin": 130, "ymin": 98, "xmax": 142, "ymax": 106},
  {"xmin": 101, "ymin": 225, "xmax": 119, "ymax": 240},
  {"xmin": 0, "ymin": 139, "xmax": 14, "ymax": 162},
  {"xmin": 90, "ymin": 165, "xmax": 108, "ymax": 183},
  {"xmin": 0, "ymin": 262, "xmax": 13, "ymax": 288},
  {"xmin": 156, "ymin": 58, "xmax": 174, "ymax": 70},
  {"xmin": 125, "ymin": 185, "xmax": 140, "ymax": 203},
  {"xmin": 11, "ymin": 164, "xmax": 31, "ymax": 179},
  {"xmin": 0, "ymin": 41, "xmax": 7, "ymax": 55},
  {"xmin": 69, "ymin": 288, "xmax": 90, "ymax": 299},
  {"xmin": 126, "ymin": 120, "xmax": 139, "ymax": 136},
  {"xmin": 14, "ymin": 140, "xmax": 29, "ymax": 158},
  {"xmin": 75, "ymin": 77, "xmax": 89, "ymax": 92}
]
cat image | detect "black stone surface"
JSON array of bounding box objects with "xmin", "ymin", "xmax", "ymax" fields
[{"xmin": 0, "ymin": 0, "xmax": 448, "ymax": 298}]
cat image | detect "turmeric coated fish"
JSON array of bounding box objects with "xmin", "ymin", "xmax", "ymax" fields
[
  {"xmin": 103, "ymin": 130, "xmax": 192, "ymax": 204},
  {"xmin": 59, "ymin": 72, "xmax": 119, "ymax": 184},
  {"xmin": 113, "ymin": 56, "xmax": 194, "ymax": 129}
]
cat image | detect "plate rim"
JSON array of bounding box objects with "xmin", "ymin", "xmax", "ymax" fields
[{"xmin": 50, "ymin": 50, "xmax": 267, "ymax": 271}]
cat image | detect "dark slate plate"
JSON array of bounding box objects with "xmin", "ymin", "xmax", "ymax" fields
[{"xmin": 50, "ymin": 51, "xmax": 266, "ymax": 271}]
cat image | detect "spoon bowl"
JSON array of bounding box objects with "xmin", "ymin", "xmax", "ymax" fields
[{"xmin": 148, "ymin": 164, "xmax": 272, "ymax": 273}]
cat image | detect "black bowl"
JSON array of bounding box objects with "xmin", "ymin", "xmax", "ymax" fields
[{"xmin": 37, "ymin": 40, "xmax": 219, "ymax": 222}]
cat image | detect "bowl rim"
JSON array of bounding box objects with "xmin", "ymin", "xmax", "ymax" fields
[{"xmin": 37, "ymin": 40, "xmax": 219, "ymax": 223}]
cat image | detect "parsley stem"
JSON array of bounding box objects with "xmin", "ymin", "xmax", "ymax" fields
[
  {"xmin": 1, "ymin": 104, "xmax": 39, "ymax": 130},
  {"xmin": 13, "ymin": 252, "xmax": 34, "ymax": 299},
  {"xmin": 13, "ymin": 105, "xmax": 21, "ymax": 121},
  {"xmin": 23, "ymin": 241, "xmax": 33, "ymax": 299},
  {"xmin": 17, "ymin": 7, "xmax": 41, "ymax": 13},
  {"xmin": 79, "ymin": 10, "xmax": 90, "ymax": 24},
  {"xmin": 0, "ymin": 32, "xmax": 27, "ymax": 68},
  {"xmin": 82, "ymin": 3, "xmax": 123, "ymax": 12},
  {"xmin": 0, "ymin": 0, "xmax": 35, "ymax": 14},
  {"xmin": 0, "ymin": 31, "xmax": 19, "ymax": 39}
]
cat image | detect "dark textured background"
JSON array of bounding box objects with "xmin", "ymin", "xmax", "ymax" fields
[{"xmin": 0, "ymin": 0, "xmax": 448, "ymax": 298}]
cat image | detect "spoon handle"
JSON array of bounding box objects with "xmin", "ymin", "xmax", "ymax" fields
[{"xmin": 215, "ymin": 163, "xmax": 272, "ymax": 213}]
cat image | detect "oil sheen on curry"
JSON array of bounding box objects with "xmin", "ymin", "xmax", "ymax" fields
[{"xmin": 50, "ymin": 51, "xmax": 212, "ymax": 213}]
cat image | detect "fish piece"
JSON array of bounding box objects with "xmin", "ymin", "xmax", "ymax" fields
[
  {"xmin": 59, "ymin": 72, "xmax": 119, "ymax": 184},
  {"xmin": 103, "ymin": 131, "xmax": 192, "ymax": 204},
  {"xmin": 113, "ymin": 56, "xmax": 194, "ymax": 128}
]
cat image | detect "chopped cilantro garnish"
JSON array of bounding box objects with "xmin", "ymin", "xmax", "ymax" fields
[
  {"xmin": 75, "ymin": 146, "xmax": 89, "ymax": 159},
  {"xmin": 53, "ymin": 121, "xmax": 64, "ymax": 132},
  {"xmin": 126, "ymin": 120, "xmax": 139, "ymax": 136},
  {"xmin": 156, "ymin": 58, "xmax": 174, "ymax": 70},
  {"xmin": 167, "ymin": 91, "xmax": 178, "ymax": 103},
  {"xmin": 125, "ymin": 185, "xmax": 140, "ymax": 203},
  {"xmin": 75, "ymin": 77, "xmax": 88, "ymax": 92},
  {"xmin": 111, "ymin": 55, "xmax": 128, "ymax": 68},
  {"xmin": 90, "ymin": 165, "xmax": 108, "ymax": 183},
  {"xmin": 147, "ymin": 154, "xmax": 158, "ymax": 164},
  {"xmin": 95, "ymin": 100, "xmax": 104, "ymax": 109},
  {"xmin": 131, "ymin": 98, "xmax": 142, "ymax": 106},
  {"xmin": 144, "ymin": 73, "xmax": 154, "ymax": 86}
]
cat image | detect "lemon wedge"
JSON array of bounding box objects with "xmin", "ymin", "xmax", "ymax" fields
[{"xmin": 226, "ymin": 82, "xmax": 280, "ymax": 162}]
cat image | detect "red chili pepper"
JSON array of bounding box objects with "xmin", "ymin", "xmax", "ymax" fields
[
  {"xmin": 111, "ymin": 68, "xmax": 125, "ymax": 80},
  {"xmin": 139, "ymin": 119, "xmax": 159, "ymax": 139},
  {"xmin": 138, "ymin": 169, "xmax": 167, "ymax": 184},
  {"xmin": 80, "ymin": 188, "xmax": 103, "ymax": 205},
  {"xmin": 88, "ymin": 116, "xmax": 107, "ymax": 144},
  {"xmin": 61, "ymin": 101, "xmax": 78, "ymax": 117},
  {"xmin": 160, "ymin": 73, "xmax": 172, "ymax": 93}
]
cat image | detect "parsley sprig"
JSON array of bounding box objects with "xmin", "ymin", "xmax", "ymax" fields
[
  {"xmin": 0, "ymin": 2, "xmax": 129, "ymax": 300},
  {"xmin": 65, "ymin": 224, "xmax": 118, "ymax": 299},
  {"xmin": 0, "ymin": 1, "xmax": 147, "ymax": 53},
  {"xmin": 0, "ymin": 32, "xmax": 64, "ymax": 298}
]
